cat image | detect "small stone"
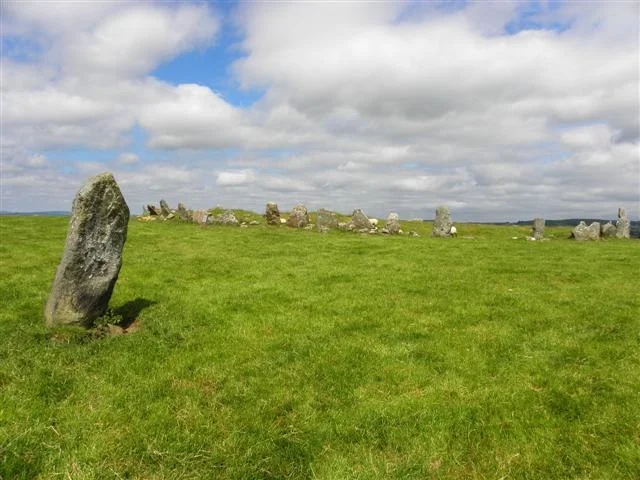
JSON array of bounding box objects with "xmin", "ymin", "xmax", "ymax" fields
[
  {"xmin": 265, "ymin": 202, "xmax": 281, "ymax": 225},
  {"xmin": 45, "ymin": 173, "xmax": 129, "ymax": 327},
  {"xmin": 432, "ymin": 206, "xmax": 452, "ymax": 237},
  {"xmin": 532, "ymin": 217, "xmax": 545, "ymax": 240},
  {"xmin": 286, "ymin": 204, "xmax": 309, "ymax": 228},
  {"xmin": 386, "ymin": 212, "xmax": 401, "ymax": 234}
]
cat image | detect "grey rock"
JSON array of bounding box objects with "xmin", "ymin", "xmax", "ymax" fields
[
  {"xmin": 432, "ymin": 205, "xmax": 452, "ymax": 237},
  {"xmin": 572, "ymin": 221, "xmax": 600, "ymax": 241},
  {"xmin": 147, "ymin": 204, "xmax": 160, "ymax": 216},
  {"xmin": 159, "ymin": 199, "xmax": 171, "ymax": 217},
  {"xmin": 286, "ymin": 204, "xmax": 309, "ymax": 228},
  {"xmin": 176, "ymin": 202, "xmax": 190, "ymax": 221},
  {"xmin": 532, "ymin": 217, "xmax": 545, "ymax": 240},
  {"xmin": 409, "ymin": 231, "xmax": 420, "ymax": 237},
  {"xmin": 350, "ymin": 209, "xmax": 371, "ymax": 230},
  {"xmin": 338, "ymin": 222, "xmax": 348, "ymax": 230},
  {"xmin": 142, "ymin": 205, "xmax": 149, "ymax": 216},
  {"xmin": 616, "ymin": 207, "xmax": 630, "ymax": 239},
  {"xmin": 381, "ymin": 228, "xmax": 390, "ymax": 234},
  {"xmin": 249, "ymin": 220, "xmax": 260, "ymax": 225},
  {"xmin": 601, "ymin": 222, "xmax": 617, "ymax": 238},
  {"xmin": 386, "ymin": 212, "xmax": 401, "ymax": 234},
  {"xmin": 317, "ymin": 208, "xmax": 338, "ymax": 231},
  {"xmin": 45, "ymin": 173, "xmax": 129, "ymax": 327},
  {"xmin": 192, "ymin": 209, "xmax": 209, "ymax": 224},
  {"xmin": 265, "ymin": 202, "xmax": 281, "ymax": 225},
  {"xmin": 210, "ymin": 210, "xmax": 239, "ymax": 226}
]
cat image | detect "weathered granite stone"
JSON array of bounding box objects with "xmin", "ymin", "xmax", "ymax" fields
[
  {"xmin": 176, "ymin": 202, "xmax": 190, "ymax": 221},
  {"xmin": 45, "ymin": 173, "xmax": 129, "ymax": 327},
  {"xmin": 572, "ymin": 221, "xmax": 600, "ymax": 241},
  {"xmin": 210, "ymin": 210, "xmax": 239, "ymax": 226},
  {"xmin": 432, "ymin": 206, "xmax": 452, "ymax": 237},
  {"xmin": 616, "ymin": 207, "xmax": 630, "ymax": 239},
  {"xmin": 192, "ymin": 209, "xmax": 209, "ymax": 224},
  {"xmin": 601, "ymin": 222, "xmax": 617, "ymax": 238},
  {"xmin": 386, "ymin": 212, "xmax": 401, "ymax": 234},
  {"xmin": 159, "ymin": 199, "xmax": 171, "ymax": 217},
  {"xmin": 142, "ymin": 205, "xmax": 149, "ymax": 216},
  {"xmin": 317, "ymin": 208, "xmax": 338, "ymax": 231},
  {"xmin": 532, "ymin": 217, "xmax": 545, "ymax": 240},
  {"xmin": 265, "ymin": 202, "xmax": 281, "ymax": 225},
  {"xmin": 350, "ymin": 209, "xmax": 371, "ymax": 230},
  {"xmin": 286, "ymin": 204, "xmax": 309, "ymax": 228},
  {"xmin": 147, "ymin": 204, "xmax": 160, "ymax": 216}
]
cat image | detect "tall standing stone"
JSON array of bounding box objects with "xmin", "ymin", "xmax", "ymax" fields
[
  {"xmin": 176, "ymin": 202, "xmax": 190, "ymax": 221},
  {"xmin": 159, "ymin": 199, "xmax": 171, "ymax": 217},
  {"xmin": 45, "ymin": 173, "xmax": 129, "ymax": 327},
  {"xmin": 432, "ymin": 206, "xmax": 452, "ymax": 237},
  {"xmin": 265, "ymin": 202, "xmax": 281, "ymax": 225},
  {"xmin": 532, "ymin": 218, "xmax": 545, "ymax": 240},
  {"xmin": 147, "ymin": 204, "xmax": 160, "ymax": 216},
  {"xmin": 601, "ymin": 222, "xmax": 617, "ymax": 238},
  {"xmin": 286, "ymin": 204, "xmax": 309, "ymax": 228},
  {"xmin": 192, "ymin": 209, "xmax": 209, "ymax": 224},
  {"xmin": 616, "ymin": 208, "xmax": 630, "ymax": 239},
  {"xmin": 317, "ymin": 208, "xmax": 338, "ymax": 232},
  {"xmin": 349, "ymin": 209, "xmax": 371, "ymax": 232},
  {"xmin": 386, "ymin": 212, "xmax": 401, "ymax": 234}
]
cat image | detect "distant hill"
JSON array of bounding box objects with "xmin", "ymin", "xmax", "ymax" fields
[{"xmin": 0, "ymin": 211, "xmax": 70, "ymax": 217}]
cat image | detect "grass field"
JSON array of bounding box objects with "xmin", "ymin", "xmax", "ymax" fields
[{"xmin": 1, "ymin": 216, "xmax": 639, "ymax": 479}]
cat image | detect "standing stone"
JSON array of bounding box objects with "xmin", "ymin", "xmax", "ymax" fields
[
  {"xmin": 317, "ymin": 208, "xmax": 338, "ymax": 232},
  {"xmin": 159, "ymin": 199, "xmax": 171, "ymax": 217},
  {"xmin": 532, "ymin": 217, "xmax": 545, "ymax": 240},
  {"xmin": 432, "ymin": 206, "xmax": 452, "ymax": 237},
  {"xmin": 573, "ymin": 221, "xmax": 600, "ymax": 241},
  {"xmin": 176, "ymin": 202, "xmax": 190, "ymax": 221},
  {"xmin": 386, "ymin": 212, "xmax": 401, "ymax": 234},
  {"xmin": 210, "ymin": 210, "xmax": 239, "ymax": 226},
  {"xmin": 265, "ymin": 202, "xmax": 281, "ymax": 225},
  {"xmin": 147, "ymin": 204, "xmax": 160, "ymax": 216},
  {"xmin": 45, "ymin": 173, "xmax": 129, "ymax": 327},
  {"xmin": 142, "ymin": 205, "xmax": 149, "ymax": 216},
  {"xmin": 350, "ymin": 209, "xmax": 371, "ymax": 232},
  {"xmin": 601, "ymin": 222, "xmax": 617, "ymax": 238},
  {"xmin": 616, "ymin": 208, "xmax": 630, "ymax": 239},
  {"xmin": 192, "ymin": 209, "xmax": 209, "ymax": 224},
  {"xmin": 286, "ymin": 204, "xmax": 309, "ymax": 228}
]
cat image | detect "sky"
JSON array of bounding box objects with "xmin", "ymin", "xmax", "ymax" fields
[{"xmin": 1, "ymin": 0, "xmax": 639, "ymax": 221}]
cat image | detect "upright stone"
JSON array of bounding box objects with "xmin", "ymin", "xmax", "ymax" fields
[
  {"xmin": 616, "ymin": 208, "xmax": 630, "ymax": 239},
  {"xmin": 532, "ymin": 217, "xmax": 545, "ymax": 240},
  {"xmin": 265, "ymin": 202, "xmax": 281, "ymax": 225},
  {"xmin": 587, "ymin": 222, "xmax": 601, "ymax": 240},
  {"xmin": 350, "ymin": 209, "xmax": 371, "ymax": 232},
  {"xmin": 573, "ymin": 221, "xmax": 600, "ymax": 241},
  {"xmin": 147, "ymin": 204, "xmax": 160, "ymax": 216},
  {"xmin": 601, "ymin": 222, "xmax": 617, "ymax": 238},
  {"xmin": 159, "ymin": 199, "xmax": 171, "ymax": 217},
  {"xmin": 192, "ymin": 209, "xmax": 209, "ymax": 224},
  {"xmin": 45, "ymin": 173, "xmax": 129, "ymax": 327},
  {"xmin": 286, "ymin": 204, "xmax": 309, "ymax": 228},
  {"xmin": 432, "ymin": 205, "xmax": 452, "ymax": 237},
  {"xmin": 176, "ymin": 202, "xmax": 190, "ymax": 221},
  {"xmin": 386, "ymin": 212, "xmax": 401, "ymax": 234},
  {"xmin": 317, "ymin": 208, "xmax": 338, "ymax": 232}
]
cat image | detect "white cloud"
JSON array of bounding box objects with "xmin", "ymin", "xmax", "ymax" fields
[{"xmin": 117, "ymin": 153, "xmax": 139, "ymax": 165}]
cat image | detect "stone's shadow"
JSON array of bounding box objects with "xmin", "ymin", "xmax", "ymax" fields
[{"xmin": 113, "ymin": 298, "xmax": 156, "ymax": 329}]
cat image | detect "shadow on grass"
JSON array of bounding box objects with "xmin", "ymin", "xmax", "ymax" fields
[{"xmin": 113, "ymin": 298, "xmax": 156, "ymax": 329}]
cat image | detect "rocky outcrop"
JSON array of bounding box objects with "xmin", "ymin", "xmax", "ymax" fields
[{"xmin": 45, "ymin": 173, "xmax": 129, "ymax": 327}]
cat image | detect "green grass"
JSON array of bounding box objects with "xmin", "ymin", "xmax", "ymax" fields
[{"xmin": 1, "ymin": 216, "xmax": 638, "ymax": 479}]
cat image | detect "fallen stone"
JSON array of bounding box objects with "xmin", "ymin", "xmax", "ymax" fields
[
  {"xmin": 45, "ymin": 173, "xmax": 129, "ymax": 327},
  {"xmin": 210, "ymin": 210, "xmax": 239, "ymax": 226},
  {"xmin": 286, "ymin": 204, "xmax": 309, "ymax": 228},
  {"xmin": 432, "ymin": 206, "xmax": 452, "ymax": 237}
]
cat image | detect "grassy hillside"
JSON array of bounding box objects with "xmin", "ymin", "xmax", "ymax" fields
[{"xmin": 1, "ymin": 216, "xmax": 638, "ymax": 479}]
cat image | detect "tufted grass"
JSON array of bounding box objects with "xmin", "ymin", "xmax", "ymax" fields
[{"xmin": 0, "ymin": 215, "xmax": 638, "ymax": 479}]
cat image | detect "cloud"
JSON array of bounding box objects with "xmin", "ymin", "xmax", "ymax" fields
[{"xmin": 117, "ymin": 153, "xmax": 140, "ymax": 165}]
